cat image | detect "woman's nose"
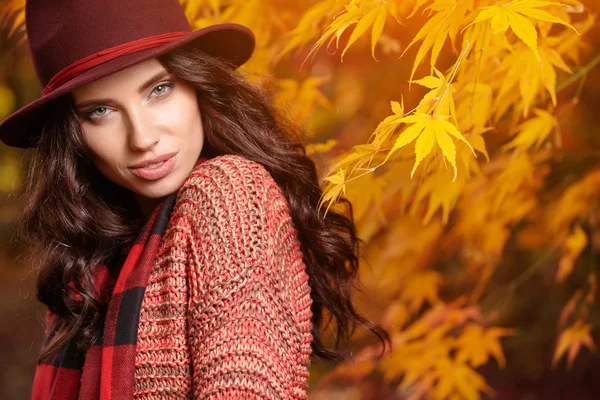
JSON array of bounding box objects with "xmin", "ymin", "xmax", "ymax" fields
[{"xmin": 126, "ymin": 107, "xmax": 160, "ymax": 151}]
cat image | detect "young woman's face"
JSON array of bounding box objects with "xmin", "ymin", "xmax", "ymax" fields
[{"xmin": 71, "ymin": 57, "xmax": 204, "ymax": 208}]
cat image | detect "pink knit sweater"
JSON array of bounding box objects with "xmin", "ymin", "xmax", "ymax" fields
[{"xmin": 132, "ymin": 154, "xmax": 313, "ymax": 398}]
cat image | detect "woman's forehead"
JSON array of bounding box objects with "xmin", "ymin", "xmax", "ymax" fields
[{"xmin": 71, "ymin": 58, "xmax": 168, "ymax": 102}]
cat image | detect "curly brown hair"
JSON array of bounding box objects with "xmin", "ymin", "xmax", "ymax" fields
[{"xmin": 16, "ymin": 44, "xmax": 391, "ymax": 366}]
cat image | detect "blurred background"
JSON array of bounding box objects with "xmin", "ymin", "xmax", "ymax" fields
[{"xmin": 1, "ymin": 0, "xmax": 600, "ymax": 399}]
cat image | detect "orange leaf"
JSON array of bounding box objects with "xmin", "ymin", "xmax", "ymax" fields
[
  {"xmin": 553, "ymin": 320, "xmax": 596, "ymax": 369},
  {"xmin": 455, "ymin": 324, "xmax": 516, "ymax": 368},
  {"xmin": 555, "ymin": 225, "xmax": 587, "ymax": 283}
]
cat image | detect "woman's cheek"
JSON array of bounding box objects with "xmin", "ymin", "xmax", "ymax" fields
[
  {"xmin": 152, "ymin": 99, "xmax": 187, "ymax": 129},
  {"xmin": 83, "ymin": 128, "xmax": 125, "ymax": 169}
]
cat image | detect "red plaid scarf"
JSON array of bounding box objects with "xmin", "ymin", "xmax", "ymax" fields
[{"xmin": 31, "ymin": 188, "xmax": 179, "ymax": 400}]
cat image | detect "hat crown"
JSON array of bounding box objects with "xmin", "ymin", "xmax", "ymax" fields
[{"xmin": 25, "ymin": 0, "xmax": 191, "ymax": 87}]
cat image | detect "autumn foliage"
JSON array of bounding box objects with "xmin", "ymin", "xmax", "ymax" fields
[{"xmin": 1, "ymin": 0, "xmax": 600, "ymax": 398}]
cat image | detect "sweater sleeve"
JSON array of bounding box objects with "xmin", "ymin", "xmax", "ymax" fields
[{"xmin": 177, "ymin": 155, "xmax": 313, "ymax": 399}]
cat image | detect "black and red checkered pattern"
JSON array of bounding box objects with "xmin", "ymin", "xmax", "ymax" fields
[{"xmin": 31, "ymin": 189, "xmax": 178, "ymax": 400}]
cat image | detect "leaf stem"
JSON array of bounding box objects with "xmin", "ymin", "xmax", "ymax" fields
[
  {"xmin": 343, "ymin": 168, "xmax": 376, "ymax": 184},
  {"xmin": 432, "ymin": 39, "xmax": 471, "ymax": 115},
  {"xmin": 556, "ymin": 54, "xmax": 600, "ymax": 94},
  {"xmin": 480, "ymin": 249, "xmax": 558, "ymax": 312}
]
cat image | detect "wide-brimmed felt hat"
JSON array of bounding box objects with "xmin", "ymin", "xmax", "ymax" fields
[{"xmin": 0, "ymin": 0, "xmax": 255, "ymax": 148}]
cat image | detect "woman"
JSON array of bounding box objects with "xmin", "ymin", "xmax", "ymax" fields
[{"xmin": 0, "ymin": 0, "xmax": 390, "ymax": 399}]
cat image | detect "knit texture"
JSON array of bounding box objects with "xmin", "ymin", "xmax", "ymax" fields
[{"xmin": 132, "ymin": 154, "xmax": 313, "ymax": 398}]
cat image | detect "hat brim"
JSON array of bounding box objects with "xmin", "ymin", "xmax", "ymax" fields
[{"xmin": 0, "ymin": 23, "xmax": 255, "ymax": 148}]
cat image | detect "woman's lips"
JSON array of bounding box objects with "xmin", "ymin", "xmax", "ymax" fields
[{"xmin": 129, "ymin": 153, "xmax": 176, "ymax": 180}]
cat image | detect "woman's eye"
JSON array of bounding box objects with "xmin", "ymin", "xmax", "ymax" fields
[
  {"xmin": 152, "ymin": 82, "xmax": 175, "ymax": 97},
  {"xmin": 86, "ymin": 107, "xmax": 111, "ymax": 120},
  {"xmin": 81, "ymin": 82, "xmax": 175, "ymax": 122}
]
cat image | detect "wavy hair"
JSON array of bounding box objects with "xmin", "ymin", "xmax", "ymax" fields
[{"xmin": 17, "ymin": 44, "xmax": 391, "ymax": 365}]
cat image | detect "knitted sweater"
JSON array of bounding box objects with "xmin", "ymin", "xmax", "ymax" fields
[{"xmin": 131, "ymin": 154, "xmax": 313, "ymax": 398}]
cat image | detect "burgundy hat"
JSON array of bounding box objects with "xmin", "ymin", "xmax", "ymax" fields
[{"xmin": 0, "ymin": 0, "xmax": 255, "ymax": 148}]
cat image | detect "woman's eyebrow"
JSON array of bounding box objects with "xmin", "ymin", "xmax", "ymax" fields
[
  {"xmin": 137, "ymin": 70, "xmax": 171, "ymax": 94},
  {"xmin": 74, "ymin": 70, "xmax": 172, "ymax": 110}
]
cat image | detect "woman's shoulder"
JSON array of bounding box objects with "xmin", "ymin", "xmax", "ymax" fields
[
  {"xmin": 173, "ymin": 154, "xmax": 285, "ymax": 223},
  {"xmin": 169, "ymin": 153, "xmax": 294, "ymax": 271},
  {"xmin": 182, "ymin": 154, "xmax": 276, "ymax": 194}
]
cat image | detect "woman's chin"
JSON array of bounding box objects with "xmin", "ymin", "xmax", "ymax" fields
[
  {"xmin": 130, "ymin": 180, "xmax": 182, "ymax": 199},
  {"xmin": 126, "ymin": 164, "xmax": 187, "ymax": 198}
]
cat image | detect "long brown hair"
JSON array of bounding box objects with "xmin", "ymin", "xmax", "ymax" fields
[{"xmin": 17, "ymin": 44, "xmax": 391, "ymax": 366}]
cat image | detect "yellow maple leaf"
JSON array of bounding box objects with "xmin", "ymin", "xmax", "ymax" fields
[
  {"xmin": 401, "ymin": 271, "xmax": 443, "ymax": 313},
  {"xmin": 275, "ymin": 76, "xmax": 332, "ymax": 135},
  {"xmin": 383, "ymin": 326, "xmax": 455, "ymax": 390},
  {"xmin": 318, "ymin": 168, "xmax": 347, "ymax": 216},
  {"xmin": 382, "ymin": 302, "xmax": 411, "ymax": 332},
  {"xmin": 335, "ymin": 99, "xmax": 405, "ymax": 174},
  {"xmin": 180, "ymin": 0, "xmax": 220, "ymax": 21},
  {"xmin": 466, "ymin": 0, "xmax": 578, "ymax": 62},
  {"xmin": 502, "ymin": 108, "xmax": 558, "ymax": 152},
  {"xmin": 586, "ymin": 274, "xmax": 597, "ymax": 305},
  {"xmin": 276, "ymin": 0, "xmax": 341, "ymax": 61},
  {"xmin": 406, "ymin": 335, "xmax": 455, "ymax": 383},
  {"xmin": 306, "ymin": 0, "xmax": 401, "ymax": 63},
  {"xmin": 193, "ymin": 0, "xmax": 289, "ymax": 50},
  {"xmin": 555, "ymin": 224, "xmax": 587, "ymax": 283},
  {"xmin": 455, "ymin": 324, "xmax": 516, "ymax": 368},
  {"xmin": 487, "ymin": 153, "xmax": 535, "ymax": 214},
  {"xmin": 411, "ymin": 67, "xmax": 458, "ymax": 123},
  {"xmin": 553, "ymin": 320, "xmax": 596, "ymax": 369},
  {"xmin": 331, "ymin": 143, "xmax": 379, "ymax": 177},
  {"xmin": 344, "ymin": 170, "xmax": 386, "ymax": 222},
  {"xmin": 427, "ymin": 358, "xmax": 494, "ymax": 400},
  {"xmin": 494, "ymin": 42, "xmax": 573, "ymax": 116},
  {"xmin": 548, "ymin": 169, "xmax": 600, "ymax": 234},
  {"xmin": 460, "ymin": 128, "xmax": 491, "ymax": 176},
  {"xmin": 368, "ymin": 99, "xmax": 405, "ymax": 147},
  {"xmin": 411, "ymin": 168, "xmax": 467, "ymax": 224},
  {"xmin": 455, "ymin": 82, "xmax": 493, "ymax": 132},
  {"xmin": 546, "ymin": 13, "xmax": 595, "ymax": 65},
  {"xmin": 0, "ymin": 0, "xmax": 25, "ymax": 42},
  {"xmin": 305, "ymin": 139, "xmax": 337, "ymax": 157},
  {"xmin": 558, "ymin": 289, "xmax": 583, "ymax": 330},
  {"xmin": 403, "ymin": 0, "xmax": 475, "ymax": 81},
  {"xmin": 385, "ymin": 113, "xmax": 475, "ymax": 180}
]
